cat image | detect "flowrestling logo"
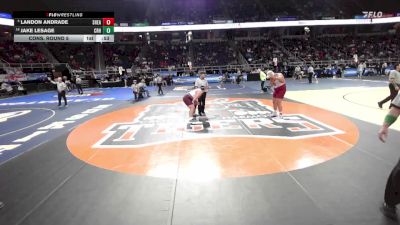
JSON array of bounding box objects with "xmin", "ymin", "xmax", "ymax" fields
[{"xmin": 93, "ymin": 99, "xmax": 343, "ymax": 148}]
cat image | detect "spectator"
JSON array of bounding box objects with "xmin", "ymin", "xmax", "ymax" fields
[
  {"xmin": 16, "ymin": 81, "xmax": 27, "ymax": 95},
  {"xmin": 0, "ymin": 81, "xmax": 13, "ymax": 95}
]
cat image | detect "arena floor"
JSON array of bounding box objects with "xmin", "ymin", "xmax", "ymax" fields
[{"xmin": 0, "ymin": 77, "xmax": 399, "ymax": 225}]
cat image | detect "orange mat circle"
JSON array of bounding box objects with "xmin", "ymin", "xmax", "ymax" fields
[{"xmin": 67, "ymin": 98, "xmax": 359, "ymax": 180}]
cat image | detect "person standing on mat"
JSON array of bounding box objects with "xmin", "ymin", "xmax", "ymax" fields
[
  {"xmin": 75, "ymin": 75, "xmax": 83, "ymax": 95},
  {"xmin": 267, "ymin": 70, "xmax": 286, "ymax": 118},
  {"xmin": 259, "ymin": 69, "xmax": 267, "ymax": 92},
  {"xmin": 156, "ymin": 75, "xmax": 164, "ymax": 95},
  {"xmin": 378, "ymin": 63, "xmax": 400, "ymax": 109},
  {"xmin": 378, "ymin": 92, "xmax": 400, "ymax": 221},
  {"xmin": 357, "ymin": 62, "xmax": 366, "ymax": 79},
  {"xmin": 194, "ymin": 71, "xmax": 209, "ymax": 116},
  {"xmin": 307, "ymin": 65, "xmax": 314, "ymax": 84},
  {"xmin": 183, "ymin": 86, "xmax": 205, "ymax": 121},
  {"xmin": 48, "ymin": 77, "xmax": 68, "ymax": 107},
  {"xmin": 131, "ymin": 80, "xmax": 139, "ymax": 101}
]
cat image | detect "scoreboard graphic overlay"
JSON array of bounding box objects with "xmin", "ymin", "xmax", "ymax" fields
[{"xmin": 13, "ymin": 12, "xmax": 114, "ymax": 43}]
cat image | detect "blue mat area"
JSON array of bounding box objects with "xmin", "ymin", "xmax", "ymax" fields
[
  {"xmin": 0, "ymin": 101, "xmax": 121, "ymax": 165},
  {"xmin": 0, "ymin": 88, "xmax": 140, "ymax": 106}
]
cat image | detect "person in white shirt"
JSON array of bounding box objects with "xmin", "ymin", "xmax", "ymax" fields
[
  {"xmin": 16, "ymin": 81, "xmax": 27, "ymax": 95},
  {"xmin": 294, "ymin": 66, "xmax": 302, "ymax": 80},
  {"xmin": 131, "ymin": 80, "xmax": 139, "ymax": 101},
  {"xmin": 0, "ymin": 82, "xmax": 7, "ymax": 91},
  {"xmin": 155, "ymin": 75, "xmax": 164, "ymax": 95},
  {"xmin": 49, "ymin": 77, "xmax": 68, "ymax": 107},
  {"xmin": 1, "ymin": 82, "xmax": 13, "ymax": 94},
  {"xmin": 378, "ymin": 63, "xmax": 400, "ymax": 109},
  {"xmin": 75, "ymin": 75, "xmax": 83, "ymax": 95},
  {"xmin": 358, "ymin": 62, "xmax": 366, "ymax": 78},
  {"xmin": 307, "ymin": 65, "xmax": 314, "ymax": 84},
  {"xmin": 194, "ymin": 71, "xmax": 209, "ymax": 116}
]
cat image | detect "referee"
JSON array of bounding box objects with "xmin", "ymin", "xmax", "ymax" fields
[
  {"xmin": 378, "ymin": 63, "xmax": 400, "ymax": 109},
  {"xmin": 194, "ymin": 71, "xmax": 209, "ymax": 116},
  {"xmin": 307, "ymin": 65, "xmax": 314, "ymax": 84},
  {"xmin": 48, "ymin": 77, "xmax": 68, "ymax": 107},
  {"xmin": 75, "ymin": 75, "xmax": 83, "ymax": 95}
]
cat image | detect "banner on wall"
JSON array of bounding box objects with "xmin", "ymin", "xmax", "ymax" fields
[
  {"xmin": 26, "ymin": 73, "xmax": 48, "ymax": 81},
  {"xmin": 172, "ymin": 73, "xmax": 246, "ymax": 84},
  {"xmin": 0, "ymin": 68, "xmax": 48, "ymax": 82},
  {"xmin": 1, "ymin": 68, "xmax": 26, "ymax": 82},
  {"xmin": 0, "ymin": 74, "xmax": 26, "ymax": 82}
]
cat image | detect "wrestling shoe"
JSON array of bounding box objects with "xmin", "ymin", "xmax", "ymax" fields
[
  {"xmin": 380, "ymin": 202, "xmax": 398, "ymax": 221},
  {"xmin": 269, "ymin": 112, "xmax": 278, "ymax": 117}
]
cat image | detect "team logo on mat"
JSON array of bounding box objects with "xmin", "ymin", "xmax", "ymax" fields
[
  {"xmin": 93, "ymin": 99, "xmax": 343, "ymax": 148},
  {"xmin": 67, "ymin": 98, "xmax": 359, "ymax": 178}
]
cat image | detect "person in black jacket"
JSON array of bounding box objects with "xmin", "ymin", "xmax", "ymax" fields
[{"xmin": 378, "ymin": 92, "xmax": 400, "ymax": 221}]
